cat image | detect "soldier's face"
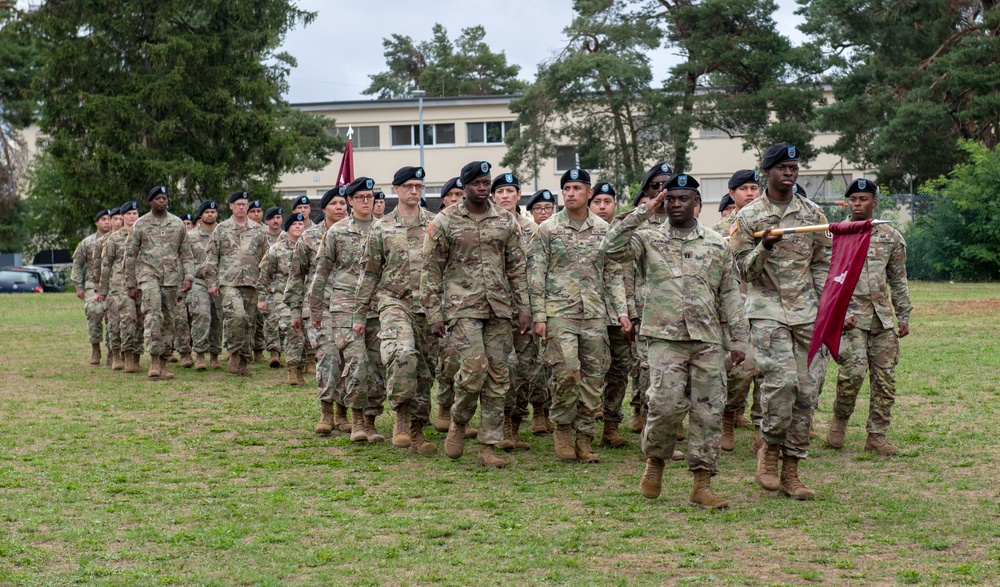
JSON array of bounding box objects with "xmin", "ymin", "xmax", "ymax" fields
[
  {"xmin": 267, "ymin": 215, "xmax": 282, "ymax": 230},
  {"xmin": 96, "ymin": 215, "xmax": 112, "ymax": 232},
  {"xmin": 248, "ymin": 208, "xmax": 263, "ymax": 222},
  {"xmin": 182, "ymin": 219, "xmax": 193, "ymax": 230},
  {"xmin": 112, "ymin": 215, "xmax": 123, "ymax": 230},
  {"xmin": 665, "ymin": 189, "xmax": 698, "ymax": 228},
  {"xmin": 589, "ymin": 193, "xmax": 616, "ymax": 223},
  {"xmin": 395, "ymin": 181, "xmax": 423, "ymax": 207},
  {"xmin": 561, "ymin": 182, "xmax": 591, "ymax": 212},
  {"xmin": 730, "ymin": 183, "xmax": 760, "ymax": 209},
  {"xmin": 373, "ymin": 199, "xmax": 385, "ymax": 217},
  {"xmin": 287, "ymin": 221, "xmax": 305, "ymax": 239},
  {"xmin": 531, "ymin": 202, "xmax": 554, "ymax": 224},
  {"xmin": 721, "ymin": 203, "xmax": 736, "ymax": 217},
  {"xmin": 201, "ymin": 209, "xmax": 218, "ymax": 225},
  {"xmin": 348, "ymin": 190, "xmax": 374, "ymax": 218},
  {"xmin": 442, "ymin": 189, "xmax": 464, "ymax": 208},
  {"xmin": 849, "ymin": 192, "xmax": 877, "ymax": 221},
  {"xmin": 465, "ymin": 176, "xmax": 491, "ymax": 207},
  {"xmin": 645, "ymin": 174, "xmax": 670, "ymax": 213},
  {"xmin": 766, "ymin": 162, "xmax": 799, "ymax": 195},
  {"xmin": 150, "ymin": 194, "xmax": 168, "ymax": 213},
  {"xmin": 123, "ymin": 210, "xmax": 139, "ymax": 228},
  {"xmin": 492, "ymin": 185, "xmax": 519, "ymax": 212},
  {"xmin": 230, "ymin": 200, "xmax": 249, "ymax": 219},
  {"xmin": 325, "ymin": 197, "xmax": 348, "ymax": 222}
]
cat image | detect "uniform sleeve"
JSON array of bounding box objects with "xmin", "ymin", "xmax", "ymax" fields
[
  {"xmin": 504, "ymin": 222, "xmax": 530, "ymax": 318},
  {"xmin": 284, "ymin": 238, "xmax": 308, "ymax": 320},
  {"xmin": 731, "ymin": 212, "xmax": 771, "ymax": 283},
  {"xmin": 97, "ymin": 237, "xmax": 114, "ymax": 297},
  {"xmin": 203, "ymin": 227, "xmax": 221, "ymax": 288},
  {"xmin": 257, "ymin": 248, "xmax": 276, "ymax": 299},
  {"xmin": 353, "ymin": 227, "xmax": 383, "ymax": 326},
  {"xmin": 526, "ymin": 225, "xmax": 550, "ymax": 324},
  {"xmin": 179, "ymin": 227, "xmax": 194, "ymax": 282},
  {"xmin": 90, "ymin": 238, "xmax": 104, "ymax": 293},
  {"xmin": 309, "ymin": 232, "xmax": 336, "ymax": 320},
  {"xmin": 600, "ymin": 205, "xmax": 649, "ymax": 265},
  {"xmin": 71, "ymin": 239, "xmax": 87, "ymax": 291},
  {"xmin": 719, "ymin": 246, "xmax": 749, "ymax": 346},
  {"xmin": 888, "ymin": 232, "xmax": 912, "ymax": 325},
  {"xmin": 125, "ymin": 227, "xmax": 141, "ymax": 290},
  {"xmin": 419, "ymin": 217, "xmax": 449, "ymax": 325},
  {"xmin": 623, "ymin": 262, "xmax": 638, "ymax": 320},
  {"xmin": 810, "ymin": 210, "xmax": 832, "ymax": 297},
  {"xmin": 603, "ymin": 256, "xmax": 627, "ymax": 320}
]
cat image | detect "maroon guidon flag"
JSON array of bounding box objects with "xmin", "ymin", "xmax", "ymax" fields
[
  {"xmin": 808, "ymin": 219, "xmax": 875, "ymax": 365},
  {"xmin": 336, "ymin": 127, "xmax": 355, "ymax": 186}
]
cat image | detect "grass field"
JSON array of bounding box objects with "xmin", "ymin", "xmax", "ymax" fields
[{"xmin": 1, "ymin": 283, "xmax": 998, "ymax": 586}]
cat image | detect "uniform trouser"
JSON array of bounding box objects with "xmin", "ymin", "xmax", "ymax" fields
[
  {"xmin": 834, "ymin": 319, "xmax": 899, "ymax": 434},
  {"xmin": 446, "ymin": 317, "xmax": 512, "ymax": 445},
  {"xmin": 379, "ymin": 305, "xmax": 433, "ymax": 422},
  {"xmin": 544, "ymin": 317, "xmax": 610, "ymax": 436},
  {"xmin": 725, "ymin": 343, "xmax": 756, "ymax": 413},
  {"xmin": 253, "ymin": 304, "xmax": 265, "ymax": 352},
  {"xmin": 318, "ymin": 318, "xmax": 385, "ymax": 415},
  {"xmin": 105, "ymin": 294, "xmax": 121, "ymax": 352},
  {"xmin": 264, "ymin": 295, "xmax": 281, "ymax": 352},
  {"xmin": 642, "ymin": 339, "xmax": 725, "ymax": 473},
  {"xmin": 84, "ymin": 288, "xmax": 105, "ymax": 345},
  {"xmin": 303, "ymin": 307, "xmax": 318, "ymax": 359},
  {"xmin": 115, "ymin": 291, "xmax": 144, "ymax": 355},
  {"xmin": 360, "ymin": 317, "xmax": 386, "ymax": 416},
  {"xmin": 220, "ymin": 285, "xmax": 257, "ymax": 360},
  {"xmin": 630, "ymin": 333, "xmax": 650, "ymax": 413},
  {"xmin": 507, "ymin": 324, "xmax": 547, "ymax": 418},
  {"xmin": 139, "ymin": 283, "xmax": 177, "ymax": 357},
  {"xmin": 275, "ymin": 301, "xmax": 304, "ymax": 365},
  {"xmin": 316, "ymin": 314, "xmax": 339, "ymax": 401},
  {"xmin": 752, "ymin": 319, "xmax": 828, "ymax": 458},
  {"xmin": 435, "ymin": 351, "xmax": 456, "ymax": 410},
  {"xmin": 601, "ymin": 325, "xmax": 632, "ymax": 423},
  {"xmin": 174, "ymin": 293, "xmax": 191, "ymax": 354},
  {"xmin": 188, "ymin": 283, "xmax": 223, "ymax": 355}
]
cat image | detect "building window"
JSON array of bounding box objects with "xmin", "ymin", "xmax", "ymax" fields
[
  {"xmin": 555, "ymin": 146, "xmax": 599, "ymax": 172},
  {"xmin": 467, "ymin": 121, "xmax": 515, "ymax": 144},
  {"xmin": 334, "ymin": 125, "xmax": 380, "ymax": 149},
  {"xmin": 390, "ymin": 123, "xmax": 456, "ymax": 147}
]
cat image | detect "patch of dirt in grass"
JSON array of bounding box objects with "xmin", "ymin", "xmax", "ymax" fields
[{"xmin": 918, "ymin": 298, "xmax": 1000, "ymax": 318}]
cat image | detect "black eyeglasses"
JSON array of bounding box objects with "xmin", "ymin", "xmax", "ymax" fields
[{"xmin": 647, "ymin": 182, "xmax": 665, "ymax": 191}]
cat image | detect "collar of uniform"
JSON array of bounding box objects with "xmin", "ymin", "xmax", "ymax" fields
[
  {"xmin": 389, "ymin": 208, "xmax": 429, "ymax": 227},
  {"xmin": 664, "ymin": 219, "xmax": 705, "ymax": 240},
  {"xmin": 554, "ymin": 208, "xmax": 595, "ymax": 229},
  {"xmin": 345, "ymin": 215, "xmax": 372, "ymax": 233},
  {"xmin": 762, "ymin": 188, "xmax": 806, "ymax": 219},
  {"xmin": 458, "ymin": 200, "xmax": 500, "ymax": 219}
]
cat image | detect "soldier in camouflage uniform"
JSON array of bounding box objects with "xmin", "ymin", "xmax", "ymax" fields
[
  {"xmin": 827, "ymin": 179, "xmax": 912, "ymax": 456},
  {"xmin": 528, "ymin": 167, "xmax": 629, "ymax": 464},
  {"xmin": 189, "ymin": 201, "xmax": 224, "ymax": 370},
  {"xmin": 262, "ymin": 206, "xmax": 284, "ymax": 367},
  {"xmin": 603, "ymin": 175, "xmax": 748, "ymax": 508},
  {"xmin": 289, "ymin": 195, "xmax": 313, "ymax": 230},
  {"xmin": 98, "ymin": 207, "xmax": 124, "ymax": 369},
  {"xmin": 422, "ymin": 162, "xmax": 531, "ymax": 468},
  {"xmin": 258, "ymin": 213, "xmax": 306, "ymax": 385},
  {"xmin": 99, "ymin": 201, "xmax": 143, "ymax": 373},
  {"xmin": 72, "ymin": 208, "xmax": 112, "ymax": 365},
  {"xmin": 523, "ymin": 189, "xmax": 560, "ymax": 434},
  {"xmin": 170, "ymin": 212, "xmax": 194, "ymax": 368},
  {"xmin": 203, "ymin": 191, "xmax": 270, "ymax": 377},
  {"xmin": 355, "ymin": 166, "xmax": 438, "ymax": 455},
  {"xmin": 730, "ymin": 143, "xmax": 831, "ymax": 500},
  {"xmin": 124, "ymin": 186, "xmax": 194, "ymax": 379},
  {"xmin": 246, "ymin": 200, "xmax": 267, "ymax": 363},
  {"xmin": 309, "ymin": 177, "xmax": 387, "ymax": 444}
]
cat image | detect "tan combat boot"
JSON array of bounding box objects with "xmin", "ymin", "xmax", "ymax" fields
[
  {"xmin": 194, "ymin": 352, "xmax": 207, "ymax": 371},
  {"xmin": 735, "ymin": 412, "xmax": 753, "ymax": 429},
  {"xmin": 631, "ymin": 406, "xmax": 647, "ymax": 433},
  {"xmin": 304, "ymin": 355, "xmax": 316, "ymax": 374},
  {"xmin": 294, "ymin": 364, "xmax": 306, "ymax": 386},
  {"xmin": 865, "ymin": 433, "xmax": 899, "ymax": 456},
  {"xmin": 364, "ymin": 414, "xmax": 385, "ymax": 443},
  {"xmin": 510, "ymin": 414, "xmax": 531, "ymax": 451},
  {"xmin": 392, "ymin": 407, "xmax": 411, "ymax": 448},
  {"xmin": 168, "ymin": 354, "xmax": 179, "ymax": 363},
  {"xmin": 575, "ymin": 432, "xmax": 600, "ymax": 464},
  {"xmin": 530, "ymin": 403, "xmax": 549, "ymax": 435},
  {"xmin": 749, "ymin": 426, "xmax": 763, "ymax": 456},
  {"xmin": 476, "ymin": 444, "xmax": 506, "ymax": 468},
  {"xmin": 268, "ymin": 350, "xmax": 282, "ymax": 368},
  {"xmin": 124, "ymin": 352, "xmax": 141, "ymax": 374},
  {"xmin": 315, "ymin": 401, "xmax": 335, "ymax": 436},
  {"xmin": 756, "ymin": 443, "xmax": 781, "ymax": 491},
  {"xmin": 464, "ymin": 423, "xmax": 478, "ymax": 439},
  {"xmin": 673, "ymin": 449, "xmax": 686, "ymax": 461},
  {"xmin": 252, "ymin": 350, "xmax": 264, "ymax": 363},
  {"xmin": 721, "ymin": 411, "xmax": 736, "ymax": 452},
  {"xmin": 640, "ymin": 457, "xmax": 665, "ymax": 499},
  {"xmin": 286, "ymin": 363, "xmax": 301, "ymax": 386},
  {"xmin": 179, "ymin": 353, "xmax": 193, "ymax": 368},
  {"xmin": 111, "ymin": 351, "xmax": 124, "ymax": 371},
  {"xmin": 497, "ymin": 411, "xmax": 516, "ymax": 450},
  {"xmin": 553, "ymin": 424, "xmax": 577, "ymax": 461},
  {"xmin": 90, "ymin": 343, "xmax": 102, "ymax": 366},
  {"xmin": 827, "ymin": 415, "xmax": 848, "ymax": 448},
  {"xmin": 334, "ymin": 403, "xmax": 352, "ymax": 432},
  {"xmin": 444, "ymin": 420, "xmax": 465, "ymax": 459},
  {"xmin": 779, "ymin": 455, "xmax": 815, "ymax": 500},
  {"xmin": 158, "ymin": 356, "xmax": 175, "ymax": 379},
  {"xmin": 408, "ymin": 419, "xmax": 436, "ymax": 454},
  {"xmin": 434, "ymin": 405, "xmax": 451, "ymax": 433},
  {"xmin": 147, "ymin": 354, "xmax": 162, "ymax": 378},
  {"xmin": 349, "ymin": 409, "xmax": 367, "ymax": 442},
  {"xmin": 675, "ymin": 421, "xmax": 685, "ymax": 442},
  {"xmin": 226, "ymin": 354, "xmax": 240, "ymax": 374},
  {"xmin": 209, "ymin": 353, "xmax": 222, "ymax": 369},
  {"xmin": 237, "ymin": 355, "xmax": 252, "ymax": 377},
  {"xmin": 690, "ymin": 470, "xmax": 729, "ymax": 509},
  {"xmin": 601, "ymin": 421, "xmax": 629, "ymax": 448}
]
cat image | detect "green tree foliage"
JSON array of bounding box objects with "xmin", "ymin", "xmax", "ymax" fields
[
  {"xmin": 363, "ymin": 24, "xmax": 527, "ymax": 99},
  {"xmin": 800, "ymin": 0, "xmax": 1000, "ymax": 191},
  {"xmin": 906, "ymin": 141, "xmax": 1000, "ymax": 281},
  {"xmin": 0, "ymin": 5, "xmax": 36, "ymax": 253},
  {"xmin": 20, "ymin": 0, "xmax": 342, "ymax": 248}
]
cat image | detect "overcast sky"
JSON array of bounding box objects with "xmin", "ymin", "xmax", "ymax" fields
[{"xmin": 280, "ymin": 0, "xmax": 808, "ymax": 104}]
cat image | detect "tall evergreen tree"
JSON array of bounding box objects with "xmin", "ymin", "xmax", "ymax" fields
[{"xmin": 0, "ymin": 4, "xmax": 36, "ymax": 253}]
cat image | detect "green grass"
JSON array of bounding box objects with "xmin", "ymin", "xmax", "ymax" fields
[{"xmin": 1, "ymin": 283, "xmax": 998, "ymax": 586}]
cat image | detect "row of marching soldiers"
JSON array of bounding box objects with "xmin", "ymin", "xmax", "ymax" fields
[{"xmin": 71, "ymin": 141, "xmax": 910, "ymax": 508}]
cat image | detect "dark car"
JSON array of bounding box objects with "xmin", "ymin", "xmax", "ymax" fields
[{"xmin": 0, "ymin": 266, "xmax": 66, "ymax": 293}]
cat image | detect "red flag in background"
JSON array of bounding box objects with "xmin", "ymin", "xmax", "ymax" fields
[
  {"xmin": 336, "ymin": 126, "xmax": 355, "ymax": 186},
  {"xmin": 808, "ymin": 219, "xmax": 874, "ymax": 365}
]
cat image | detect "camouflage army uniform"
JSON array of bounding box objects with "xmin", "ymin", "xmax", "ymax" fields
[
  {"xmin": 602, "ymin": 206, "xmax": 748, "ymax": 471},
  {"xmin": 626, "ymin": 213, "xmax": 668, "ymax": 415},
  {"xmin": 835, "ymin": 223, "xmax": 911, "ymax": 433},
  {"xmin": 284, "ymin": 221, "xmax": 331, "ymax": 368},
  {"xmin": 730, "ymin": 191, "xmax": 831, "ymax": 458},
  {"xmin": 507, "ymin": 214, "xmax": 548, "ymax": 420},
  {"xmin": 601, "ymin": 217, "xmax": 639, "ymax": 426},
  {"xmin": 124, "ymin": 213, "xmax": 194, "ymax": 358},
  {"xmin": 204, "ymin": 218, "xmax": 270, "ymax": 361},
  {"xmin": 174, "ymin": 292, "xmax": 191, "ymax": 356},
  {"xmin": 355, "ymin": 208, "xmax": 437, "ymax": 423},
  {"xmin": 257, "ymin": 234, "xmax": 303, "ymax": 365},
  {"xmin": 188, "ymin": 225, "xmax": 223, "ymax": 356},
  {"xmin": 71, "ymin": 232, "xmax": 108, "ymax": 345},
  {"xmin": 98, "ymin": 228, "xmax": 142, "ymax": 356},
  {"xmin": 310, "ymin": 216, "xmax": 385, "ymax": 416},
  {"xmin": 420, "ymin": 201, "xmax": 530, "ymax": 445},
  {"xmin": 527, "ymin": 209, "xmax": 626, "ymax": 436},
  {"xmin": 262, "ymin": 230, "xmax": 283, "ymax": 354}
]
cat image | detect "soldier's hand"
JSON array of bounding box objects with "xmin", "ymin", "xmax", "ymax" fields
[
  {"xmin": 182, "ymin": 279, "xmax": 192, "ymax": 293},
  {"xmin": 731, "ymin": 350, "xmax": 746, "ymax": 367},
  {"xmin": 533, "ymin": 321, "xmax": 546, "ymax": 339},
  {"xmin": 352, "ymin": 323, "xmax": 365, "ymax": 337},
  {"xmin": 93, "ymin": 293, "xmax": 104, "ymax": 303},
  {"xmin": 431, "ymin": 321, "xmax": 447, "ymax": 338},
  {"xmin": 648, "ymin": 188, "xmax": 668, "ymax": 213},
  {"xmin": 292, "ymin": 317, "xmax": 303, "ymax": 333},
  {"xmin": 620, "ymin": 316, "xmax": 634, "ymax": 343},
  {"xmin": 76, "ymin": 289, "xmax": 85, "ymax": 300},
  {"xmin": 761, "ymin": 227, "xmax": 783, "ymax": 250},
  {"xmin": 898, "ymin": 322, "xmax": 909, "ymax": 338},
  {"xmin": 518, "ymin": 314, "xmax": 532, "ymax": 335},
  {"xmin": 128, "ymin": 287, "xmax": 137, "ymax": 299},
  {"xmin": 257, "ymin": 301, "xmax": 267, "ymax": 312},
  {"xmin": 311, "ymin": 319, "xmax": 322, "ymax": 330},
  {"xmin": 208, "ymin": 286, "xmax": 220, "ymax": 297},
  {"xmin": 843, "ymin": 315, "xmax": 858, "ymax": 331}
]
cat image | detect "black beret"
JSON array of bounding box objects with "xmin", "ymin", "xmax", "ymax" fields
[
  {"xmin": 346, "ymin": 176, "xmax": 375, "ymax": 196},
  {"xmin": 147, "ymin": 185, "xmax": 167, "ymax": 201},
  {"xmin": 373, "ymin": 191, "xmax": 385, "ymax": 200},
  {"xmin": 761, "ymin": 142, "xmax": 799, "ymax": 169},
  {"xmin": 845, "ymin": 178, "xmax": 878, "ymax": 197},
  {"xmin": 490, "ymin": 172, "xmax": 519, "ymax": 193},
  {"xmin": 793, "ymin": 183, "xmax": 808, "ymax": 198},
  {"xmin": 590, "ymin": 182, "xmax": 616, "ymax": 203},
  {"xmin": 197, "ymin": 201, "xmax": 218, "ymax": 217},
  {"xmin": 291, "ymin": 195, "xmax": 311, "ymax": 208},
  {"xmin": 109, "ymin": 207, "xmax": 122, "ymax": 217},
  {"xmin": 282, "ymin": 212, "xmax": 305, "ymax": 231},
  {"xmin": 228, "ymin": 191, "xmax": 249, "ymax": 203},
  {"xmin": 392, "ymin": 166, "xmax": 425, "ymax": 186},
  {"xmin": 460, "ymin": 161, "xmax": 492, "ymax": 185},
  {"xmin": 94, "ymin": 209, "xmax": 111, "ymax": 222},
  {"xmin": 632, "ymin": 191, "xmax": 650, "ymax": 207},
  {"xmin": 640, "ymin": 162, "xmax": 672, "ymax": 192},
  {"xmin": 321, "ymin": 186, "xmax": 347, "ymax": 209},
  {"xmin": 526, "ymin": 189, "xmax": 556, "ymax": 211},
  {"xmin": 178, "ymin": 213, "xmax": 193, "ymax": 222},
  {"xmin": 248, "ymin": 199, "xmax": 261, "ymax": 210},
  {"xmin": 728, "ymin": 169, "xmax": 760, "ymax": 190},
  {"xmin": 560, "ymin": 168, "xmax": 591, "ymax": 188},
  {"xmin": 440, "ymin": 177, "xmax": 463, "ymax": 196},
  {"xmin": 718, "ymin": 194, "xmax": 736, "ymax": 213},
  {"xmin": 665, "ymin": 174, "xmax": 700, "ymax": 192},
  {"xmin": 120, "ymin": 201, "xmax": 139, "ymax": 213},
  {"xmin": 265, "ymin": 206, "xmax": 283, "ymax": 221}
]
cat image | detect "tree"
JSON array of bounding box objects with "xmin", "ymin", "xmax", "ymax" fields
[
  {"xmin": 0, "ymin": 5, "xmax": 36, "ymax": 253},
  {"xmin": 800, "ymin": 0, "xmax": 1000, "ymax": 191},
  {"xmin": 363, "ymin": 24, "xmax": 527, "ymax": 99},
  {"xmin": 20, "ymin": 0, "xmax": 342, "ymax": 248}
]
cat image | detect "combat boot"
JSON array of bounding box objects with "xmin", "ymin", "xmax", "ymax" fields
[
  {"xmin": 510, "ymin": 413, "xmax": 531, "ymax": 450},
  {"xmin": 294, "ymin": 364, "xmax": 306, "ymax": 386},
  {"xmin": 631, "ymin": 406, "xmax": 647, "ymax": 433},
  {"xmin": 675, "ymin": 421, "xmax": 685, "ymax": 442},
  {"xmin": 268, "ymin": 350, "xmax": 282, "ymax": 368},
  {"xmin": 575, "ymin": 432, "xmax": 600, "ymax": 464},
  {"xmin": 226, "ymin": 354, "xmax": 240, "ymax": 374},
  {"xmin": 349, "ymin": 409, "xmax": 367, "ymax": 443},
  {"xmin": 735, "ymin": 412, "xmax": 753, "ymax": 429},
  {"xmin": 90, "ymin": 343, "xmax": 102, "ymax": 366},
  {"xmin": 779, "ymin": 455, "xmax": 815, "ymax": 500},
  {"xmin": 408, "ymin": 419, "xmax": 436, "ymax": 454},
  {"xmin": 497, "ymin": 411, "xmax": 516, "ymax": 450},
  {"xmin": 601, "ymin": 421, "xmax": 629, "ymax": 448},
  {"xmin": 111, "ymin": 351, "xmax": 124, "ymax": 371},
  {"xmin": 392, "ymin": 407, "xmax": 411, "ymax": 448},
  {"xmin": 434, "ymin": 405, "xmax": 451, "ymax": 433},
  {"xmin": 158, "ymin": 356, "xmax": 175, "ymax": 379},
  {"xmin": 147, "ymin": 354, "xmax": 162, "ymax": 378},
  {"xmin": 209, "ymin": 353, "xmax": 222, "ymax": 369},
  {"xmin": 673, "ymin": 449, "xmax": 685, "ymax": 461},
  {"xmin": 639, "ymin": 457, "xmax": 665, "ymax": 499},
  {"xmin": 286, "ymin": 363, "xmax": 301, "ymax": 386},
  {"xmin": 124, "ymin": 352, "xmax": 141, "ymax": 374},
  {"xmin": 827, "ymin": 415, "xmax": 848, "ymax": 449},
  {"xmin": 253, "ymin": 350, "xmax": 264, "ymax": 363},
  {"xmin": 721, "ymin": 411, "xmax": 736, "ymax": 452},
  {"xmin": 304, "ymin": 355, "xmax": 316, "ymax": 374},
  {"xmin": 444, "ymin": 420, "xmax": 465, "ymax": 459},
  {"xmin": 864, "ymin": 433, "xmax": 899, "ymax": 456},
  {"xmin": 168, "ymin": 354, "xmax": 179, "ymax": 363},
  {"xmin": 334, "ymin": 403, "xmax": 352, "ymax": 432},
  {"xmin": 553, "ymin": 424, "xmax": 576, "ymax": 461},
  {"xmin": 237, "ymin": 355, "xmax": 252, "ymax": 377},
  {"xmin": 180, "ymin": 353, "xmax": 193, "ymax": 368},
  {"xmin": 315, "ymin": 401, "xmax": 335, "ymax": 436},
  {"xmin": 364, "ymin": 414, "xmax": 385, "ymax": 443},
  {"xmin": 476, "ymin": 444, "xmax": 506, "ymax": 469},
  {"xmin": 756, "ymin": 443, "xmax": 781, "ymax": 491},
  {"xmin": 749, "ymin": 426, "xmax": 763, "ymax": 455},
  {"xmin": 530, "ymin": 403, "xmax": 549, "ymax": 435},
  {"xmin": 464, "ymin": 423, "xmax": 478, "ymax": 439},
  {"xmin": 194, "ymin": 352, "xmax": 207, "ymax": 371},
  {"xmin": 690, "ymin": 470, "xmax": 729, "ymax": 509}
]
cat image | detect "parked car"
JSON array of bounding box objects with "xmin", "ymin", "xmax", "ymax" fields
[{"xmin": 0, "ymin": 266, "xmax": 66, "ymax": 293}]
